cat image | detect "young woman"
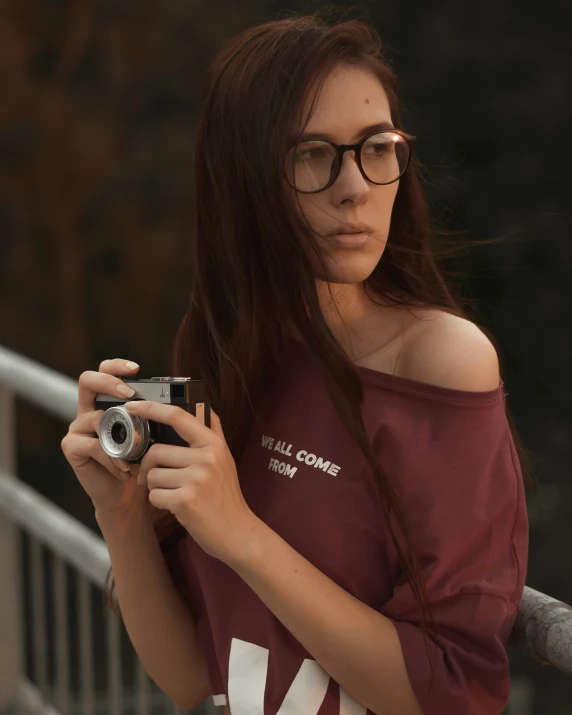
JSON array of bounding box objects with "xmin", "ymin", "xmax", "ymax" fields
[{"xmin": 61, "ymin": 12, "xmax": 531, "ymax": 715}]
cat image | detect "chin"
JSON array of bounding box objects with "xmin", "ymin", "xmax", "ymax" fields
[
  {"xmin": 315, "ymin": 254, "xmax": 384, "ymax": 284},
  {"xmin": 313, "ymin": 240, "xmax": 386, "ymax": 282}
]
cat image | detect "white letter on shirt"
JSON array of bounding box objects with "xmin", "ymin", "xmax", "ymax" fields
[{"xmin": 226, "ymin": 638, "xmax": 366, "ymax": 715}]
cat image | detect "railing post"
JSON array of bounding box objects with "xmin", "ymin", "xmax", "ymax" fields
[{"xmin": 0, "ymin": 386, "xmax": 23, "ymax": 713}]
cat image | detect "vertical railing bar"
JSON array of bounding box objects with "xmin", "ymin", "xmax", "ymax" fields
[
  {"xmin": 135, "ymin": 657, "xmax": 150, "ymax": 715},
  {"xmin": 30, "ymin": 536, "xmax": 49, "ymax": 700},
  {"xmin": 106, "ymin": 608, "xmax": 122, "ymax": 715},
  {"xmin": 0, "ymin": 384, "xmax": 22, "ymax": 714},
  {"xmin": 506, "ymin": 674, "xmax": 534, "ymax": 715},
  {"xmin": 78, "ymin": 572, "xmax": 95, "ymax": 715},
  {"xmin": 54, "ymin": 552, "xmax": 70, "ymax": 715}
]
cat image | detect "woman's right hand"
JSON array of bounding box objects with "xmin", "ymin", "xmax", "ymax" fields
[{"xmin": 60, "ymin": 358, "xmax": 149, "ymax": 518}]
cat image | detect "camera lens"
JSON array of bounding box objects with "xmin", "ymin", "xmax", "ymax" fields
[
  {"xmin": 111, "ymin": 422, "xmax": 127, "ymax": 444},
  {"xmin": 98, "ymin": 406, "xmax": 151, "ymax": 461}
]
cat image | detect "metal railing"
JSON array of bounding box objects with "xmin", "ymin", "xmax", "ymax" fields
[
  {"xmin": 0, "ymin": 346, "xmax": 218, "ymax": 715},
  {"xmin": 0, "ymin": 344, "xmax": 571, "ymax": 715}
]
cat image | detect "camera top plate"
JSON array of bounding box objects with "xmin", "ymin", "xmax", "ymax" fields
[{"xmin": 95, "ymin": 376, "xmax": 209, "ymax": 405}]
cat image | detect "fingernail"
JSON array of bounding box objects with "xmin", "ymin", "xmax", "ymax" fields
[
  {"xmin": 117, "ymin": 384, "xmax": 136, "ymax": 398},
  {"xmin": 125, "ymin": 361, "xmax": 139, "ymax": 370},
  {"xmin": 119, "ymin": 463, "xmax": 131, "ymax": 472}
]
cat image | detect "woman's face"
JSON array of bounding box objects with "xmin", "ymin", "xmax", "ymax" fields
[{"xmin": 292, "ymin": 65, "xmax": 400, "ymax": 285}]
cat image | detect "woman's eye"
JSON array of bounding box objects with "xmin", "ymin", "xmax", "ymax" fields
[
  {"xmin": 369, "ymin": 143, "xmax": 391, "ymax": 154},
  {"xmin": 298, "ymin": 148, "xmax": 326, "ymax": 161}
]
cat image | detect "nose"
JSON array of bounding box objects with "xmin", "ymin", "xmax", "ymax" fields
[{"xmin": 330, "ymin": 149, "xmax": 369, "ymax": 203}]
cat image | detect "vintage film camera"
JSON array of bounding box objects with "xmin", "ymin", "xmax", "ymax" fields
[{"xmin": 95, "ymin": 377, "xmax": 211, "ymax": 463}]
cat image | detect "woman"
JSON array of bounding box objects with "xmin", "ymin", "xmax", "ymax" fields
[{"xmin": 61, "ymin": 12, "xmax": 531, "ymax": 715}]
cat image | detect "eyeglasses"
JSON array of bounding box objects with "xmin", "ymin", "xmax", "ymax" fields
[{"xmin": 285, "ymin": 128, "xmax": 415, "ymax": 194}]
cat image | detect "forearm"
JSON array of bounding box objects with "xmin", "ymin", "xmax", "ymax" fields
[
  {"xmin": 96, "ymin": 504, "xmax": 209, "ymax": 710},
  {"xmin": 228, "ymin": 516, "xmax": 423, "ymax": 715}
]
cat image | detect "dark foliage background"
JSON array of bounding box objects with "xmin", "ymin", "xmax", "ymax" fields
[{"xmin": 1, "ymin": 0, "xmax": 570, "ymax": 712}]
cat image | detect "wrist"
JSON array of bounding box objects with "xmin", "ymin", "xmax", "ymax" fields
[
  {"xmin": 223, "ymin": 512, "xmax": 268, "ymax": 572},
  {"xmin": 95, "ymin": 497, "xmax": 152, "ymax": 532}
]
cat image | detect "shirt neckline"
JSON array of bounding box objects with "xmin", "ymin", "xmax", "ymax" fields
[{"xmin": 290, "ymin": 340, "xmax": 505, "ymax": 405}]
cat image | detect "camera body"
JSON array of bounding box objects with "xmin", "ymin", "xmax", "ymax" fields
[{"xmin": 95, "ymin": 377, "xmax": 211, "ymax": 463}]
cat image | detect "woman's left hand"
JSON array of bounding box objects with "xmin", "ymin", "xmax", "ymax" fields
[{"xmin": 123, "ymin": 400, "xmax": 257, "ymax": 564}]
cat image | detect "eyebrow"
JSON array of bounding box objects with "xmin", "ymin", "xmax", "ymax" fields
[{"xmin": 298, "ymin": 121, "xmax": 396, "ymax": 143}]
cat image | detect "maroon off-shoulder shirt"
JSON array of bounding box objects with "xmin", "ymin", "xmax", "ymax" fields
[{"xmin": 164, "ymin": 341, "xmax": 529, "ymax": 715}]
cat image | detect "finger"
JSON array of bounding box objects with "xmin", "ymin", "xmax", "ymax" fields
[
  {"xmin": 77, "ymin": 359, "xmax": 140, "ymax": 415},
  {"xmin": 140, "ymin": 443, "xmax": 196, "ymax": 471},
  {"xmin": 208, "ymin": 408, "xmax": 224, "ymax": 439},
  {"xmin": 146, "ymin": 466, "xmax": 192, "ymax": 491},
  {"xmin": 67, "ymin": 411, "xmax": 138, "ymax": 475},
  {"xmin": 69, "ymin": 409, "xmax": 104, "ymax": 435},
  {"xmin": 124, "ymin": 401, "xmax": 212, "ymax": 447},
  {"xmin": 148, "ymin": 487, "xmax": 180, "ymax": 512},
  {"xmin": 138, "ymin": 444, "xmax": 197, "ymax": 488},
  {"xmin": 63, "ymin": 433, "xmax": 134, "ymax": 480}
]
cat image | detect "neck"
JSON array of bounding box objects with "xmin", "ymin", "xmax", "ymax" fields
[{"xmin": 292, "ymin": 282, "xmax": 404, "ymax": 362}]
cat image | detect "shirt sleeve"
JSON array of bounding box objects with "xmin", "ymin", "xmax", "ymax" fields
[{"xmin": 376, "ymin": 393, "xmax": 529, "ymax": 715}]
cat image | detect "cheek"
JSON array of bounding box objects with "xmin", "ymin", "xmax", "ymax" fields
[
  {"xmin": 295, "ymin": 196, "xmax": 328, "ymax": 234},
  {"xmin": 376, "ymin": 186, "xmax": 399, "ymax": 225},
  {"xmin": 384, "ymin": 181, "xmax": 400, "ymax": 206}
]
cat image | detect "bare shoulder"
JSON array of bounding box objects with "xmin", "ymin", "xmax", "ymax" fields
[{"xmin": 398, "ymin": 309, "xmax": 501, "ymax": 392}]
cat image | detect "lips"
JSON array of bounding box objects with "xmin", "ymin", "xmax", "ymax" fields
[
  {"xmin": 327, "ymin": 223, "xmax": 373, "ymax": 236},
  {"xmin": 327, "ymin": 231, "xmax": 373, "ymax": 249}
]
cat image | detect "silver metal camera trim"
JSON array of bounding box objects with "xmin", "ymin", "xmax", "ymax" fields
[
  {"xmin": 98, "ymin": 405, "xmax": 151, "ymax": 461},
  {"xmin": 95, "ymin": 378, "xmax": 191, "ymax": 404}
]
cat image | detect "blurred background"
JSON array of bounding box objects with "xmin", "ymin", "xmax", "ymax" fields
[{"xmin": 0, "ymin": 0, "xmax": 570, "ymax": 713}]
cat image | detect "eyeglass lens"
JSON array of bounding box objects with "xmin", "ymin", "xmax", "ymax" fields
[{"xmin": 287, "ymin": 132, "xmax": 409, "ymax": 193}]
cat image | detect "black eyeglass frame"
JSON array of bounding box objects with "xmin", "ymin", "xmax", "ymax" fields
[{"xmin": 285, "ymin": 128, "xmax": 417, "ymax": 194}]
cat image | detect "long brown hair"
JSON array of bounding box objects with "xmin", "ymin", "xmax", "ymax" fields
[{"xmin": 104, "ymin": 8, "xmax": 537, "ymax": 690}]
